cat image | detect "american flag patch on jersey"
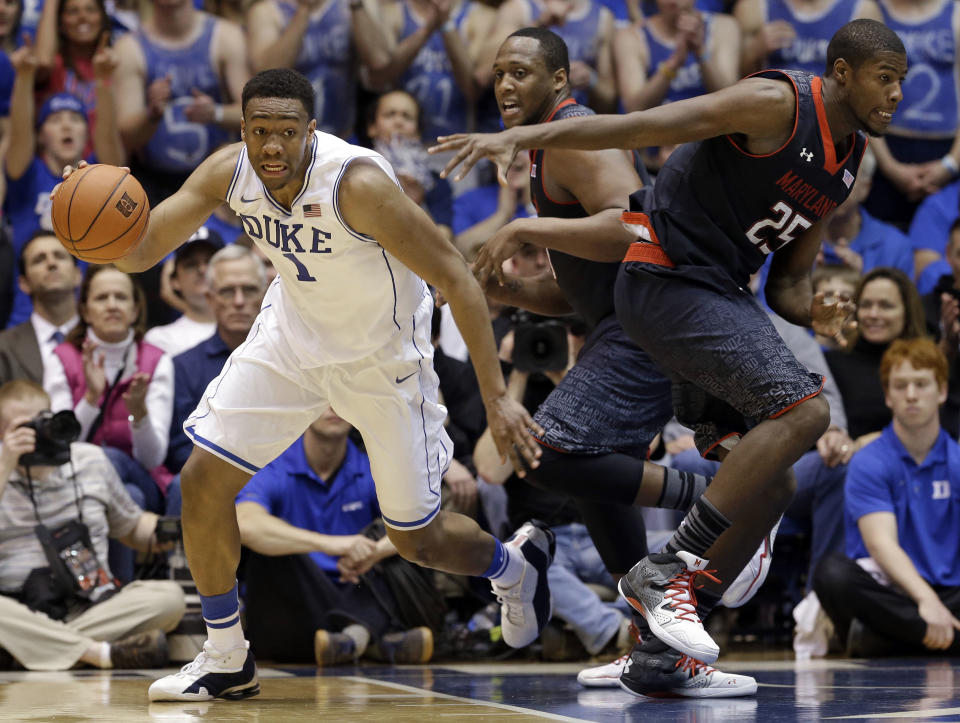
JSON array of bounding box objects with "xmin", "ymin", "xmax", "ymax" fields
[
  {"xmin": 303, "ymin": 204, "xmax": 323, "ymax": 217},
  {"xmin": 842, "ymin": 169, "xmax": 854, "ymax": 189}
]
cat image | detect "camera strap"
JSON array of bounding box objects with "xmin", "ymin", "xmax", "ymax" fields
[
  {"xmin": 85, "ymin": 343, "xmax": 134, "ymax": 444},
  {"xmin": 22, "ymin": 462, "xmax": 84, "ymax": 526}
]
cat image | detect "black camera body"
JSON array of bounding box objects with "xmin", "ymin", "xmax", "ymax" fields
[
  {"xmin": 512, "ymin": 311, "xmax": 569, "ymax": 373},
  {"xmin": 19, "ymin": 411, "xmax": 81, "ymax": 467},
  {"xmin": 155, "ymin": 516, "xmax": 182, "ymax": 543}
]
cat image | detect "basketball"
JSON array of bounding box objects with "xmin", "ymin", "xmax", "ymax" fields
[{"xmin": 50, "ymin": 164, "xmax": 150, "ymax": 263}]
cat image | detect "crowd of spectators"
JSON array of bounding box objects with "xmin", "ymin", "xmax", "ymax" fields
[{"xmin": 0, "ymin": 0, "xmax": 958, "ymax": 669}]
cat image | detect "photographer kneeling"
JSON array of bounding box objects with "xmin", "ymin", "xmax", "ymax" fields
[{"xmin": 0, "ymin": 380, "xmax": 185, "ymax": 671}]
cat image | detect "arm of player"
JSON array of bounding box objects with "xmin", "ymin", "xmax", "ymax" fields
[
  {"xmin": 112, "ymin": 145, "xmax": 238, "ymax": 273},
  {"xmin": 473, "ymin": 208, "xmax": 634, "ymax": 288},
  {"xmin": 432, "ymin": 76, "xmax": 796, "ymax": 182},
  {"xmin": 859, "ymin": 511, "xmax": 960, "ymax": 650},
  {"xmin": 338, "ymin": 160, "xmax": 543, "ymax": 475},
  {"xmin": 766, "ymin": 215, "xmax": 858, "ymax": 344},
  {"xmin": 237, "ymin": 500, "xmax": 378, "ymax": 558},
  {"xmin": 481, "ymin": 269, "xmax": 574, "ymax": 317}
]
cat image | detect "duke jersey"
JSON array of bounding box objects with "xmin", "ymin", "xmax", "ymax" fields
[
  {"xmin": 879, "ymin": 0, "xmax": 958, "ymax": 138},
  {"xmin": 226, "ymin": 131, "xmax": 430, "ymax": 364},
  {"xmin": 527, "ymin": 0, "xmax": 603, "ymax": 106},
  {"xmin": 641, "ymin": 69, "xmax": 867, "ymax": 289},
  {"xmin": 766, "ymin": 0, "xmax": 859, "ymax": 76},
  {"xmin": 276, "ymin": 0, "xmax": 356, "ymax": 138},
  {"xmin": 528, "ymin": 99, "xmax": 621, "ymax": 329},
  {"xmin": 643, "ymin": 14, "xmax": 715, "ymax": 103},
  {"xmin": 398, "ymin": 2, "xmax": 471, "ymax": 141},
  {"xmin": 138, "ymin": 15, "xmax": 230, "ymax": 175}
]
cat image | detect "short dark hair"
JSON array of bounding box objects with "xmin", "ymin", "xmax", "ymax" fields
[
  {"xmin": 18, "ymin": 229, "xmax": 75, "ymax": 276},
  {"xmin": 825, "ymin": 19, "xmax": 906, "ymax": 74},
  {"xmin": 241, "ymin": 69, "xmax": 316, "ymax": 119},
  {"xmin": 366, "ymin": 89, "xmax": 422, "ymax": 135},
  {"xmin": 508, "ymin": 27, "xmax": 570, "ymax": 76}
]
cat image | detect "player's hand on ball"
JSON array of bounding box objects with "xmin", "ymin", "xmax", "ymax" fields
[{"xmin": 486, "ymin": 394, "xmax": 543, "ymax": 477}]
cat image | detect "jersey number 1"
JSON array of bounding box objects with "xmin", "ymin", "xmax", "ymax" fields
[{"xmin": 282, "ymin": 253, "xmax": 318, "ymax": 282}]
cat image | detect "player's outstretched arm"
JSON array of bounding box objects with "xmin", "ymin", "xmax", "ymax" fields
[
  {"xmin": 114, "ymin": 145, "xmax": 240, "ymax": 273},
  {"xmin": 430, "ymin": 76, "xmax": 796, "ymax": 182},
  {"xmin": 338, "ymin": 159, "xmax": 544, "ymax": 475}
]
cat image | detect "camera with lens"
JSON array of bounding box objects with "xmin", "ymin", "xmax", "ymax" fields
[
  {"xmin": 511, "ymin": 310, "xmax": 570, "ymax": 373},
  {"xmin": 155, "ymin": 516, "xmax": 182, "ymax": 543},
  {"xmin": 18, "ymin": 411, "xmax": 81, "ymax": 467}
]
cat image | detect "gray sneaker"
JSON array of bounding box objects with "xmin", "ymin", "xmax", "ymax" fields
[
  {"xmin": 618, "ymin": 551, "xmax": 720, "ymax": 663},
  {"xmin": 314, "ymin": 630, "xmax": 357, "ymax": 667},
  {"xmin": 619, "ymin": 637, "xmax": 757, "ymax": 698}
]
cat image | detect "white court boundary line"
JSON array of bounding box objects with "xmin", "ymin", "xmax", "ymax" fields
[{"xmin": 339, "ymin": 675, "xmax": 591, "ymax": 721}]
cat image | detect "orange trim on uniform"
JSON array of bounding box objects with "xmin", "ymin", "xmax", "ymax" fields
[
  {"xmin": 811, "ymin": 76, "xmax": 855, "ymax": 175},
  {"xmin": 726, "ymin": 70, "xmax": 799, "ymax": 158},
  {"xmin": 545, "ymin": 97, "xmax": 578, "ymax": 123},
  {"xmin": 769, "ymin": 375, "xmax": 825, "ymax": 419},
  {"xmin": 534, "ymin": 98, "xmax": 583, "ymax": 207},
  {"xmin": 701, "ymin": 432, "xmax": 742, "ymax": 459},
  {"xmin": 534, "ymin": 436, "xmax": 566, "ymax": 453},
  {"xmin": 621, "ymin": 211, "xmax": 675, "ymax": 267}
]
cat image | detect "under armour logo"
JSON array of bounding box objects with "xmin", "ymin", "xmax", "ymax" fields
[
  {"xmin": 800, "ymin": 148, "xmax": 813, "ymax": 162},
  {"xmin": 933, "ymin": 480, "xmax": 951, "ymax": 499}
]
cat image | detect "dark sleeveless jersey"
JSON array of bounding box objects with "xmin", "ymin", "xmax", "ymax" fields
[
  {"xmin": 637, "ymin": 69, "xmax": 868, "ymax": 291},
  {"xmin": 530, "ymin": 98, "xmax": 647, "ymax": 329}
]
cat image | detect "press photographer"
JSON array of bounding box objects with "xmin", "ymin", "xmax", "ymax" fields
[{"xmin": 0, "ymin": 380, "xmax": 185, "ymax": 671}]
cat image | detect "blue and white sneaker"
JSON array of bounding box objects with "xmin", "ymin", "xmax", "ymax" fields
[
  {"xmin": 148, "ymin": 641, "xmax": 259, "ymax": 702},
  {"xmin": 491, "ymin": 520, "xmax": 555, "ymax": 648}
]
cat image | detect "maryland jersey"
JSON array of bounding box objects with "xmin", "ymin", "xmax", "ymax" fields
[
  {"xmin": 637, "ymin": 69, "xmax": 867, "ymax": 290},
  {"xmin": 226, "ymin": 130, "xmax": 431, "ymax": 364},
  {"xmin": 529, "ymin": 98, "xmax": 619, "ymax": 328}
]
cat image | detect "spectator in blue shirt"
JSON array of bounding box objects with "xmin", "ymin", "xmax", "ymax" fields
[
  {"xmin": 909, "ymin": 178, "xmax": 959, "ymax": 286},
  {"xmin": 235, "ymin": 410, "xmax": 435, "ymax": 667},
  {"xmin": 3, "ymin": 35, "xmax": 124, "ymax": 328},
  {"xmin": 813, "ymin": 338, "xmax": 960, "ymax": 657},
  {"xmin": 452, "ymin": 152, "xmax": 534, "ymax": 260},
  {"xmin": 164, "ymin": 245, "xmax": 266, "ymax": 512},
  {"xmin": 819, "ymin": 149, "xmax": 913, "ymax": 280}
]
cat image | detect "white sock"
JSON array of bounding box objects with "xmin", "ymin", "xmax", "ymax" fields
[
  {"xmin": 80, "ymin": 641, "xmax": 112, "ymax": 668},
  {"xmin": 206, "ymin": 622, "xmax": 245, "ymax": 654},
  {"xmin": 342, "ymin": 624, "xmax": 370, "ymax": 656},
  {"xmin": 494, "ymin": 544, "xmax": 525, "ymax": 588}
]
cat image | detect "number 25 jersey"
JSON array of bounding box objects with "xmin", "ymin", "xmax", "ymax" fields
[{"xmin": 641, "ymin": 69, "xmax": 867, "ymax": 291}]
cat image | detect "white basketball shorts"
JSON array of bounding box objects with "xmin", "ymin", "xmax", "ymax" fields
[{"xmin": 184, "ymin": 296, "xmax": 451, "ymax": 529}]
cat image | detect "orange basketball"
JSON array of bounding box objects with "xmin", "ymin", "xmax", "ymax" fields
[{"xmin": 51, "ymin": 164, "xmax": 150, "ymax": 263}]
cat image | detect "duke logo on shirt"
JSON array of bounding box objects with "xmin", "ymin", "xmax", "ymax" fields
[{"xmin": 932, "ymin": 480, "xmax": 950, "ymax": 500}]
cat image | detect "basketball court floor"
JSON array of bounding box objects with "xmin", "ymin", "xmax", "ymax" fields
[{"xmin": 1, "ymin": 656, "xmax": 957, "ymax": 721}]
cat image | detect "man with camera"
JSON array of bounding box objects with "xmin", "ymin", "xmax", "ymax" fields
[{"xmin": 0, "ymin": 380, "xmax": 185, "ymax": 671}]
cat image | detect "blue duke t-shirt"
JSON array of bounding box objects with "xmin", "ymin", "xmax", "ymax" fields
[
  {"xmin": 844, "ymin": 425, "xmax": 960, "ymax": 587},
  {"xmin": 236, "ymin": 436, "xmax": 380, "ymax": 575}
]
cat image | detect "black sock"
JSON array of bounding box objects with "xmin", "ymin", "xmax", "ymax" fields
[
  {"xmin": 656, "ymin": 467, "xmax": 710, "ymax": 511},
  {"xmin": 664, "ymin": 496, "xmax": 731, "ymax": 558},
  {"xmin": 695, "ymin": 587, "xmax": 722, "ymax": 620}
]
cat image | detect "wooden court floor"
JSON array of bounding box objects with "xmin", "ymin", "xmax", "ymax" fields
[{"xmin": 1, "ymin": 656, "xmax": 958, "ymax": 722}]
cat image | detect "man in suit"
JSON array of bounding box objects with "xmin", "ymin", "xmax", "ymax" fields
[{"xmin": 0, "ymin": 231, "xmax": 80, "ymax": 386}]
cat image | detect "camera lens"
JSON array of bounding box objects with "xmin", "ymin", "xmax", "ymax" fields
[{"xmin": 47, "ymin": 411, "xmax": 81, "ymax": 443}]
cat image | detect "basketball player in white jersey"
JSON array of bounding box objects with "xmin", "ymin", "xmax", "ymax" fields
[{"xmin": 59, "ymin": 69, "xmax": 554, "ymax": 702}]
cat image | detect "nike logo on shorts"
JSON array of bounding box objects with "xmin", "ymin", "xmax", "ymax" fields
[
  {"xmin": 395, "ymin": 371, "xmax": 417, "ymax": 384},
  {"xmin": 240, "ymin": 196, "xmax": 260, "ymax": 203}
]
